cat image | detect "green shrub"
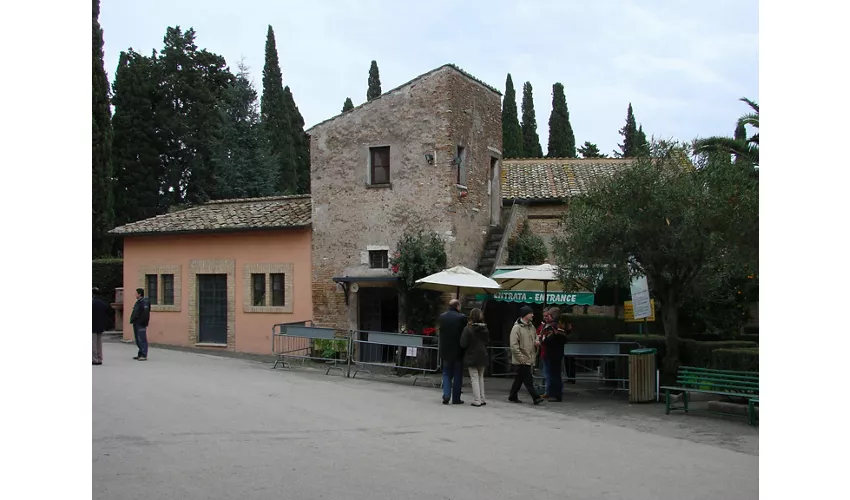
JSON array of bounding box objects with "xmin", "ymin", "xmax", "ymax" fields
[
  {"xmin": 710, "ymin": 348, "xmax": 759, "ymax": 372},
  {"xmin": 93, "ymin": 258, "xmax": 123, "ymax": 330},
  {"xmin": 313, "ymin": 339, "xmax": 348, "ymax": 359},
  {"xmin": 680, "ymin": 341, "xmax": 758, "ymax": 368},
  {"xmin": 564, "ymin": 314, "xmax": 623, "ymax": 341},
  {"xmin": 507, "ymin": 222, "xmax": 548, "ymax": 265}
]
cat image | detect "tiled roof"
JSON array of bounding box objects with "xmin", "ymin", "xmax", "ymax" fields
[
  {"xmin": 501, "ymin": 158, "xmax": 636, "ymax": 201},
  {"xmin": 306, "ymin": 64, "xmax": 501, "ymax": 133},
  {"xmin": 110, "ymin": 195, "xmax": 311, "ymax": 236}
]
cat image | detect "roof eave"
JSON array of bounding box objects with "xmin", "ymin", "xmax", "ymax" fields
[{"xmin": 109, "ymin": 223, "xmax": 312, "ymax": 238}]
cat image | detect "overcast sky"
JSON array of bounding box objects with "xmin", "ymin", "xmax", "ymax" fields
[{"xmin": 100, "ymin": 0, "xmax": 758, "ymax": 157}]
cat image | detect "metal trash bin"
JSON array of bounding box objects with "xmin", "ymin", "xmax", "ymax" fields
[{"xmin": 629, "ymin": 348, "xmax": 657, "ymax": 403}]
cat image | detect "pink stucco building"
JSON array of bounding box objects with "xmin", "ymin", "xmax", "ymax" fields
[{"xmin": 110, "ymin": 195, "xmax": 313, "ymax": 355}]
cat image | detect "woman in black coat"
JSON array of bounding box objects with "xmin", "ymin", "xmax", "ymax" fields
[
  {"xmin": 542, "ymin": 307, "xmax": 568, "ymax": 401},
  {"xmin": 459, "ymin": 308, "xmax": 490, "ymax": 407}
]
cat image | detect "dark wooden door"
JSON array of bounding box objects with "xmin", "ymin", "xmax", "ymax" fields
[
  {"xmin": 357, "ymin": 287, "xmax": 399, "ymax": 363},
  {"xmin": 198, "ymin": 274, "xmax": 227, "ymax": 344}
]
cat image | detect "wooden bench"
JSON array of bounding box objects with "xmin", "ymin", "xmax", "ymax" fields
[{"xmin": 661, "ymin": 366, "xmax": 759, "ymax": 425}]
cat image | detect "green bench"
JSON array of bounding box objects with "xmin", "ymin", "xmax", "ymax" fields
[{"xmin": 661, "ymin": 366, "xmax": 759, "ymax": 426}]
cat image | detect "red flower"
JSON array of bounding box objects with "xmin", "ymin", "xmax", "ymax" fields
[
  {"xmin": 391, "ymin": 265, "xmax": 399, "ymax": 274},
  {"xmin": 422, "ymin": 327, "xmax": 436, "ymax": 336}
]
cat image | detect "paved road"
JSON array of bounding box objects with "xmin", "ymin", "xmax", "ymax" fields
[{"xmin": 93, "ymin": 343, "xmax": 758, "ymax": 500}]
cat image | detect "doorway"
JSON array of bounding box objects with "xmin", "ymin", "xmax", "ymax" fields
[
  {"xmin": 489, "ymin": 156, "xmax": 501, "ymax": 226},
  {"xmin": 357, "ymin": 286, "xmax": 399, "ymax": 363},
  {"xmin": 197, "ymin": 274, "xmax": 228, "ymax": 344}
]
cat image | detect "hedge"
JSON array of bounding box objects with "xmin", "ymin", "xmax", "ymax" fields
[
  {"xmin": 613, "ymin": 336, "xmax": 759, "ymax": 373},
  {"xmin": 564, "ymin": 314, "xmax": 623, "ymax": 342},
  {"xmin": 93, "ymin": 258, "xmax": 123, "ymax": 330},
  {"xmin": 680, "ymin": 341, "xmax": 758, "ymax": 368},
  {"xmin": 710, "ymin": 348, "xmax": 759, "ymax": 372}
]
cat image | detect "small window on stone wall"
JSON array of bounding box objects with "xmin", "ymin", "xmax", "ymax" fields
[
  {"xmin": 456, "ymin": 145, "xmax": 466, "ymax": 185},
  {"xmin": 370, "ymin": 146, "xmax": 390, "ymax": 185},
  {"xmin": 271, "ymin": 273, "xmax": 285, "ymax": 306},
  {"xmin": 162, "ymin": 274, "xmax": 175, "ymax": 305},
  {"xmin": 369, "ymin": 250, "xmax": 389, "ymax": 269},
  {"xmin": 145, "ymin": 274, "xmax": 158, "ymax": 305},
  {"xmin": 251, "ymin": 273, "xmax": 266, "ymax": 306}
]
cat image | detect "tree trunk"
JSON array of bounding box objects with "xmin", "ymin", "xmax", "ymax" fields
[{"xmin": 661, "ymin": 291, "xmax": 681, "ymax": 383}]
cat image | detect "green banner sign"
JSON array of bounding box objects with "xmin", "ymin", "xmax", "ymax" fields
[{"xmin": 476, "ymin": 291, "xmax": 594, "ymax": 306}]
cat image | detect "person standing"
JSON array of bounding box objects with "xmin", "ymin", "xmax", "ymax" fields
[
  {"xmin": 459, "ymin": 308, "xmax": 489, "ymax": 407},
  {"xmin": 509, "ymin": 306, "xmax": 545, "ymax": 405},
  {"xmin": 92, "ymin": 287, "xmax": 110, "ymax": 365},
  {"xmin": 438, "ymin": 299, "xmax": 467, "ymax": 405},
  {"xmin": 537, "ymin": 308, "xmax": 552, "ymax": 397},
  {"xmin": 542, "ymin": 307, "xmax": 568, "ymax": 401},
  {"xmin": 129, "ymin": 288, "xmax": 151, "ymax": 361}
]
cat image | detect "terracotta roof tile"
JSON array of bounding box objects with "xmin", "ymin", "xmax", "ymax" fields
[
  {"xmin": 110, "ymin": 195, "xmax": 311, "ymax": 236},
  {"xmin": 501, "ymin": 158, "xmax": 636, "ymax": 201}
]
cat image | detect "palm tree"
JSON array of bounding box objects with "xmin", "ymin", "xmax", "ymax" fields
[{"xmin": 695, "ymin": 97, "xmax": 759, "ymax": 166}]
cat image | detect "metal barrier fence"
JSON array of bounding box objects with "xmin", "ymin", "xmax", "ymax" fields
[
  {"xmin": 271, "ymin": 322, "xmax": 350, "ymax": 376},
  {"xmin": 486, "ymin": 345, "xmax": 514, "ymax": 377},
  {"xmin": 558, "ymin": 342, "xmax": 642, "ymax": 393},
  {"xmin": 348, "ymin": 330, "xmax": 441, "ymax": 386}
]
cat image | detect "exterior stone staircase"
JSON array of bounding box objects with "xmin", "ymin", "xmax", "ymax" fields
[{"xmin": 462, "ymin": 225, "xmax": 504, "ymax": 313}]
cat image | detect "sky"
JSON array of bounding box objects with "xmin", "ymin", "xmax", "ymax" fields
[{"xmin": 100, "ymin": 0, "xmax": 759, "ymax": 157}]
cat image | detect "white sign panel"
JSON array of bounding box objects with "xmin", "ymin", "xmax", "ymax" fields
[
  {"xmin": 629, "ymin": 275, "xmax": 652, "ymax": 320},
  {"xmin": 406, "ymin": 347, "xmax": 418, "ymax": 357}
]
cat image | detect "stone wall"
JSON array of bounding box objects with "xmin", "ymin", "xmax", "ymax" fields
[
  {"xmin": 499, "ymin": 202, "xmax": 568, "ymax": 264},
  {"xmin": 309, "ymin": 66, "xmax": 502, "ymax": 329}
]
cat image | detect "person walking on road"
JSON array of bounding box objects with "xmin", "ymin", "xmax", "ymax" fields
[
  {"xmin": 129, "ymin": 288, "xmax": 151, "ymax": 361},
  {"xmin": 509, "ymin": 305, "xmax": 545, "ymax": 405},
  {"xmin": 459, "ymin": 308, "xmax": 489, "ymax": 407},
  {"xmin": 92, "ymin": 287, "xmax": 110, "ymax": 365},
  {"xmin": 438, "ymin": 299, "xmax": 467, "ymax": 405}
]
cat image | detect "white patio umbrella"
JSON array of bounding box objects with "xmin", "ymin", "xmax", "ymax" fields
[
  {"xmin": 415, "ymin": 265, "xmax": 502, "ymax": 297},
  {"xmin": 493, "ymin": 263, "xmax": 564, "ymax": 308}
]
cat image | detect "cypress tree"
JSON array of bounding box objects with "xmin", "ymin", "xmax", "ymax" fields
[
  {"xmin": 112, "ymin": 49, "xmax": 163, "ymax": 226},
  {"xmin": 520, "ymin": 82, "xmax": 543, "ymax": 158},
  {"xmin": 212, "ymin": 61, "xmax": 277, "ymax": 199},
  {"xmin": 342, "ymin": 97, "xmax": 354, "ymax": 112},
  {"xmin": 616, "ymin": 103, "xmax": 637, "ymax": 157},
  {"xmin": 635, "ymin": 125, "xmax": 649, "ymax": 157},
  {"xmin": 616, "ymin": 103, "xmax": 649, "ymax": 158},
  {"xmin": 367, "ymin": 60, "xmax": 381, "ymax": 101},
  {"xmin": 157, "ymin": 27, "xmax": 232, "ymax": 205},
  {"xmin": 578, "ymin": 141, "xmax": 606, "ymax": 158},
  {"xmin": 547, "ymin": 82, "xmax": 576, "ymax": 158},
  {"xmin": 261, "ymin": 25, "xmax": 297, "ymax": 194},
  {"xmin": 501, "ymin": 74, "xmax": 523, "ymax": 159},
  {"xmin": 284, "ymin": 85, "xmax": 310, "ymax": 194},
  {"xmin": 92, "ymin": 0, "xmax": 114, "ymax": 256}
]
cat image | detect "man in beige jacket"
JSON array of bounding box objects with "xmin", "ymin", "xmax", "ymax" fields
[{"xmin": 508, "ymin": 305, "xmax": 545, "ymax": 405}]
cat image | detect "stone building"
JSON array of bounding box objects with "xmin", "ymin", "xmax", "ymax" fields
[
  {"xmin": 110, "ymin": 196, "xmax": 313, "ymax": 355},
  {"xmin": 307, "ymin": 64, "xmax": 503, "ymax": 333},
  {"xmin": 498, "ymin": 158, "xmax": 636, "ymax": 263}
]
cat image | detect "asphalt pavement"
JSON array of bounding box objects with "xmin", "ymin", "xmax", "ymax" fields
[{"xmin": 93, "ymin": 343, "xmax": 758, "ymax": 500}]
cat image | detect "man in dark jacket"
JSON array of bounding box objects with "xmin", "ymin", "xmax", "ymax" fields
[
  {"xmin": 129, "ymin": 288, "xmax": 151, "ymax": 361},
  {"xmin": 438, "ymin": 299, "xmax": 467, "ymax": 405},
  {"xmin": 92, "ymin": 287, "xmax": 111, "ymax": 365}
]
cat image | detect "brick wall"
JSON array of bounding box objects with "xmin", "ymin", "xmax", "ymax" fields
[{"xmin": 309, "ymin": 66, "xmax": 502, "ymax": 329}]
